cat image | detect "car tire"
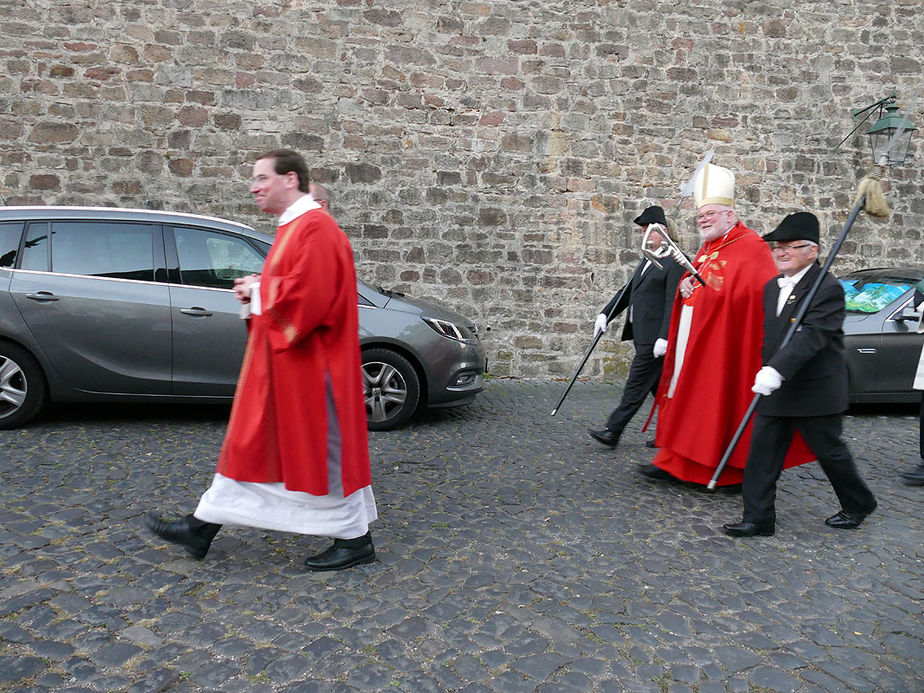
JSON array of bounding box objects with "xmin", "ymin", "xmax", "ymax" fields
[
  {"xmin": 362, "ymin": 348, "xmax": 420, "ymax": 431},
  {"xmin": 0, "ymin": 342, "xmax": 47, "ymax": 430}
]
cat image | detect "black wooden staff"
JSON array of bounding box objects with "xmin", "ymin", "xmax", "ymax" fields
[
  {"xmin": 706, "ymin": 193, "xmax": 867, "ymax": 489},
  {"xmin": 550, "ymin": 281, "xmax": 631, "ymax": 417}
]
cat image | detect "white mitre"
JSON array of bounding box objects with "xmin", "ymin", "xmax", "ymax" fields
[{"xmin": 693, "ymin": 163, "xmax": 735, "ymax": 209}]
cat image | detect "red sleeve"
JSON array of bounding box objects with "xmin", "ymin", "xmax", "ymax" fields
[{"xmin": 261, "ymin": 214, "xmax": 347, "ymax": 351}]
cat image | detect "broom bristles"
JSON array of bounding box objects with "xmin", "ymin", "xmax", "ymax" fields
[
  {"xmin": 854, "ymin": 165, "xmax": 891, "ymax": 217},
  {"xmin": 665, "ymin": 217, "xmax": 679, "ymax": 242}
]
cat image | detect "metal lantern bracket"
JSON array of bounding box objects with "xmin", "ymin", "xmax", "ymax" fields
[
  {"xmin": 836, "ymin": 90, "xmax": 918, "ymax": 164},
  {"xmin": 835, "ymin": 90, "xmax": 898, "ymax": 150}
]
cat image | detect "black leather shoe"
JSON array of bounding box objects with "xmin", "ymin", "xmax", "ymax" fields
[
  {"xmin": 144, "ymin": 513, "xmax": 220, "ymax": 559},
  {"xmin": 645, "ymin": 439, "xmax": 657, "ymax": 448},
  {"xmin": 588, "ymin": 428, "xmax": 619, "ymax": 447},
  {"xmin": 636, "ymin": 463, "xmax": 672, "ymax": 480},
  {"xmin": 723, "ymin": 520, "xmax": 775, "ymax": 537},
  {"xmin": 304, "ymin": 532, "xmax": 375, "ymax": 571},
  {"xmin": 824, "ymin": 510, "xmax": 869, "ymax": 529},
  {"xmin": 900, "ymin": 464, "xmax": 924, "ymax": 486}
]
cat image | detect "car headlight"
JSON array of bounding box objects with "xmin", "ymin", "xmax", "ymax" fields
[{"xmin": 422, "ymin": 316, "xmax": 478, "ymax": 344}]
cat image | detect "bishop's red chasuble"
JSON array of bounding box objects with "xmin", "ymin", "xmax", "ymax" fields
[
  {"xmin": 216, "ymin": 208, "xmax": 371, "ymax": 496},
  {"xmin": 652, "ymin": 222, "xmax": 814, "ymax": 485}
]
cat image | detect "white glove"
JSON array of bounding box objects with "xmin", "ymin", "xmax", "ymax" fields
[
  {"xmin": 653, "ymin": 338, "xmax": 668, "ymax": 358},
  {"xmin": 593, "ymin": 313, "xmax": 609, "ymax": 338},
  {"xmin": 752, "ymin": 366, "xmax": 783, "ymax": 396}
]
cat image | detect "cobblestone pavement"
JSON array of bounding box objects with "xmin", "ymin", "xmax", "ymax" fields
[{"xmin": 0, "ymin": 380, "xmax": 921, "ymax": 692}]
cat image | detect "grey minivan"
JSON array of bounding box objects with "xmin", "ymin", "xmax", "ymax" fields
[{"xmin": 0, "ymin": 206, "xmax": 485, "ymax": 430}]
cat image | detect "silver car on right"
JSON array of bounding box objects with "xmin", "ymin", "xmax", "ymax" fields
[{"xmin": 840, "ymin": 266, "xmax": 924, "ymax": 404}]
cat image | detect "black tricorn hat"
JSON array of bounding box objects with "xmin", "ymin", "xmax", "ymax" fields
[
  {"xmin": 763, "ymin": 211, "xmax": 820, "ymax": 245},
  {"xmin": 633, "ymin": 205, "xmax": 667, "ymax": 227}
]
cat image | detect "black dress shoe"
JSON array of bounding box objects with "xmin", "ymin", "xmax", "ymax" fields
[
  {"xmin": 588, "ymin": 428, "xmax": 619, "ymax": 447},
  {"xmin": 899, "ymin": 464, "xmax": 924, "ymax": 486},
  {"xmin": 723, "ymin": 520, "xmax": 775, "ymax": 537},
  {"xmin": 144, "ymin": 513, "xmax": 221, "ymax": 559},
  {"xmin": 636, "ymin": 463, "xmax": 672, "ymax": 480},
  {"xmin": 824, "ymin": 510, "xmax": 869, "ymax": 529},
  {"xmin": 645, "ymin": 439, "xmax": 657, "ymax": 448},
  {"xmin": 304, "ymin": 532, "xmax": 375, "ymax": 571}
]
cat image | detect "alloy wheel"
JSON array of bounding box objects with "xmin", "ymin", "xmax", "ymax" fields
[
  {"xmin": 362, "ymin": 360, "xmax": 408, "ymax": 423},
  {"xmin": 0, "ymin": 355, "xmax": 28, "ymax": 419}
]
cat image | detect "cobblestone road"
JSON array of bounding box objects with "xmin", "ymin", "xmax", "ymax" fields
[{"xmin": 0, "ymin": 380, "xmax": 921, "ymax": 692}]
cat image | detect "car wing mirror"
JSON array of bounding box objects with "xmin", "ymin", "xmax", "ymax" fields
[{"xmin": 895, "ymin": 304, "xmax": 922, "ymax": 323}]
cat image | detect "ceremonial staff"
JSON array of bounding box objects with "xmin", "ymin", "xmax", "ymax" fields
[
  {"xmin": 642, "ymin": 224, "xmax": 706, "ymax": 287},
  {"xmin": 550, "ymin": 281, "xmax": 630, "ymax": 417},
  {"xmin": 707, "ymin": 118, "xmax": 911, "ymax": 489}
]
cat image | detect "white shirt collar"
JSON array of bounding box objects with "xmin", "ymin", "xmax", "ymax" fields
[
  {"xmin": 278, "ymin": 194, "xmax": 322, "ymax": 226},
  {"xmin": 778, "ymin": 263, "xmax": 813, "ymax": 289},
  {"xmin": 775, "ymin": 264, "xmax": 814, "ymax": 316}
]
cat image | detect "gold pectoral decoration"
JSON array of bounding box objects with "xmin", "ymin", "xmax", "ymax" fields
[
  {"xmin": 697, "ymin": 259, "xmax": 726, "ymax": 292},
  {"xmin": 693, "ymin": 231, "xmax": 748, "ymax": 293}
]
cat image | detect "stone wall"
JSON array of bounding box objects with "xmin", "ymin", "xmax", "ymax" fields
[{"xmin": 2, "ymin": 0, "xmax": 922, "ymax": 379}]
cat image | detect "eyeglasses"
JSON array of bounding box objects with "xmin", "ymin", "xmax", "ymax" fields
[
  {"xmin": 770, "ymin": 243, "xmax": 814, "ymax": 254},
  {"xmin": 696, "ymin": 210, "xmax": 728, "ymax": 222}
]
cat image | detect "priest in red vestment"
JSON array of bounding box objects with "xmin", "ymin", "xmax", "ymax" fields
[
  {"xmin": 146, "ymin": 149, "xmax": 377, "ymax": 571},
  {"xmin": 638, "ymin": 163, "xmax": 814, "ymax": 486}
]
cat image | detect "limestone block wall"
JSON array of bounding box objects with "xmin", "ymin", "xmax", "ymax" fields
[{"xmin": 2, "ymin": 0, "xmax": 922, "ymax": 379}]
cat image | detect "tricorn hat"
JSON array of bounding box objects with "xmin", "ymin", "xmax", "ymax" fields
[
  {"xmin": 693, "ymin": 163, "xmax": 735, "ymax": 209},
  {"xmin": 763, "ymin": 212, "xmax": 820, "ymax": 245},
  {"xmin": 633, "ymin": 205, "xmax": 668, "ymax": 227}
]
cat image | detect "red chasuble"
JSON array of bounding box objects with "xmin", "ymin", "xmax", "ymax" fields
[
  {"xmin": 216, "ymin": 208, "xmax": 371, "ymax": 496},
  {"xmin": 651, "ymin": 221, "xmax": 814, "ymax": 485}
]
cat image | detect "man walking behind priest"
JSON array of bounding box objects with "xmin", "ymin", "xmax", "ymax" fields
[{"xmin": 723, "ymin": 212, "xmax": 877, "ymax": 537}]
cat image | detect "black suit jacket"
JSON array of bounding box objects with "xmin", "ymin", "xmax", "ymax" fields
[
  {"xmin": 756, "ymin": 262, "xmax": 849, "ymax": 417},
  {"xmin": 602, "ymin": 256, "xmax": 684, "ymax": 348}
]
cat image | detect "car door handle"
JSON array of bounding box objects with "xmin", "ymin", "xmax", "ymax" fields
[
  {"xmin": 25, "ymin": 291, "xmax": 59, "ymax": 302},
  {"xmin": 856, "ymin": 348, "xmax": 877, "ymax": 354},
  {"xmin": 179, "ymin": 307, "xmax": 213, "ymax": 317}
]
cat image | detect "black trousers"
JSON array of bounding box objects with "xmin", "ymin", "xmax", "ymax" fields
[
  {"xmin": 605, "ymin": 345, "xmax": 662, "ymax": 438},
  {"xmin": 742, "ymin": 413, "xmax": 877, "ymax": 525}
]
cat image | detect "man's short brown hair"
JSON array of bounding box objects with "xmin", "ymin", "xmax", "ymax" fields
[{"xmin": 258, "ymin": 149, "xmax": 310, "ymax": 193}]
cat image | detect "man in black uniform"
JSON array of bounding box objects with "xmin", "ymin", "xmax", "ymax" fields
[
  {"xmin": 588, "ymin": 206, "xmax": 685, "ymax": 449},
  {"xmin": 723, "ymin": 212, "xmax": 877, "ymax": 537}
]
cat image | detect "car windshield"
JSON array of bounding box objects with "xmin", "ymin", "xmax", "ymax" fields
[{"xmin": 840, "ymin": 274, "xmax": 914, "ymax": 314}]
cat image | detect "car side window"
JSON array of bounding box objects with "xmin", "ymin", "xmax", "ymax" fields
[
  {"xmin": 48, "ymin": 221, "xmax": 155, "ymax": 281},
  {"xmin": 842, "ymin": 278, "xmax": 913, "ymax": 314},
  {"xmin": 0, "ymin": 221, "xmax": 24, "ymax": 268},
  {"xmin": 174, "ymin": 226, "xmax": 265, "ymax": 290},
  {"xmin": 19, "ymin": 222, "xmax": 50, "ymax": 271}
]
